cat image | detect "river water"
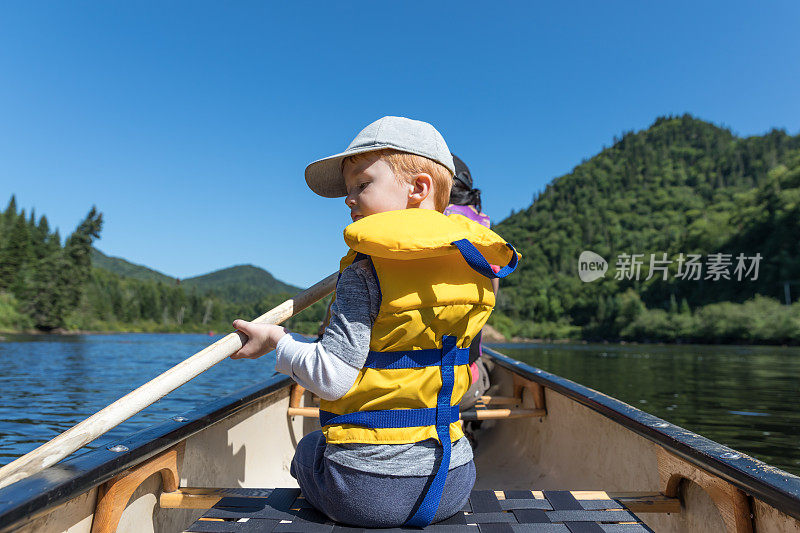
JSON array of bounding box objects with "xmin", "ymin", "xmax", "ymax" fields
[
  {"xmin": 0, "ymin": 334, "xmax": 798, "ymax": 475},
  {"xmin": 496, "ymin": 342, "xmax": 800, "ymax": 475}
]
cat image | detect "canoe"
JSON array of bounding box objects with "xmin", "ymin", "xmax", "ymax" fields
[{"xmin": 0, "ymin": 346, "xmax": 799, "ymax": 532}]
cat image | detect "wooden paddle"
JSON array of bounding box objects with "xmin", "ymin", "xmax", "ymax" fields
[{"xmin": 0, "ymin": 272, "xmax": 338, "ymax": 490}]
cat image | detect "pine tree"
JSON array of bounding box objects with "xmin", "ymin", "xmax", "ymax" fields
[
  {"xmin": 3, "ymin": 195, "xmax": 17, "ymax": 228},
  {"xmin": 30, "ymin": 213, "xmax": 50, "ymax": 261},
  {"xmin": 0, "ymin": 212, "xmax": 32, "ymax": 292},
  {"xmin": 61, "ymin": 207, "xmax": 103, "ymax": 311},
  {"xmin": 25, "ymin": 240, "xmax": 69, "ymax": 330}
]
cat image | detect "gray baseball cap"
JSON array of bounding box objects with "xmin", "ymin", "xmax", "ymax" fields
[{"xmin": 305, "ymin": 116, "xmax": 455, "ymax": 198}]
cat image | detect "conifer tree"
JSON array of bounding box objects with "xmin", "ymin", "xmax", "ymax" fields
[
  {"xmin": 25, "ymin": 241, "xmax": 69, "ymax": 330},
  {"xmin": 0, "ymin": 212, "xmax": 32, "ymax": 292},
  {"xmin": 61, "ymin": 207, "xmax": 103, "ymax": 312},
  {"xmin": 3, "ymin": 195, "xmax": 17, "ymax": 230}
]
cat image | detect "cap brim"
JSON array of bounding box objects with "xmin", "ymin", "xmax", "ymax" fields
[{"xmin": 305, "ymin": 144, "xmax": 392, "ymax": 198}]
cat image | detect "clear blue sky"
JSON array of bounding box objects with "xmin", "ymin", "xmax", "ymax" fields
[{"xmin": 2, "ymin": 2, "xmax": 798, "ymax": 288}]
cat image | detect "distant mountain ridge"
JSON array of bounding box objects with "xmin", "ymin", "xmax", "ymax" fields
[
  {"xmin": 182, "ymin": 264, "xmax": 300, "ymax": 303},
  {"xmin": 91, "ymin": 247, "xmax": 300, "ymax": 301},
  {"xmin": 91, "ymin": 248, "xmax": 175, "ymax": 284}
]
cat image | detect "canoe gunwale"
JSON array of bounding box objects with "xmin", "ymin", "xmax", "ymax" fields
[
  {"xmin": 484, "ymin": 347, "xmax": 800, "ymax": 522},
  {"xmin": 0, "ymin": 373, "xmax": 294, "ymax": 532}
]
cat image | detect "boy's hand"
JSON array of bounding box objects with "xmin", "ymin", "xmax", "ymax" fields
[{"xmin": 230, "ymin": 320, "xmax": 288, "ymax": 359}]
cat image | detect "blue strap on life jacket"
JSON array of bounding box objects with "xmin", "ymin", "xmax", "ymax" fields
[
  {"xmin": 404, "ymin": 334, "xmax": 459, "ymax": 527},
  {"xmin": 451, "ymin": 239, "xmax": 518, "ymax": 279},
  {"xmin": 363, "ymin": 346, "xmax": 469, "ymax": 369},
  {"xmin": 318, "ymin": 404, "xmax": 460, "ymax": 428},
  {"xmin": 318, "ymin": 335, "xmax": 462, "ymax": 527}
]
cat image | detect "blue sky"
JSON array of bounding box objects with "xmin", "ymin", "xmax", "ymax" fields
[{"xmin": 2, "ymin": 2, "xmax": 798, "ymax": 288}]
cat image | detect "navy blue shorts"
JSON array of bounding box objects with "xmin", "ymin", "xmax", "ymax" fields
[{"xmin": 290, "ymin": 430, "xmax": 476, "ymax": 528}]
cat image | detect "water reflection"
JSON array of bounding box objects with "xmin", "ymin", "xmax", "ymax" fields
[{"xmin": 492, "ymin": 342, "xmax": 800, "ymax": 475}]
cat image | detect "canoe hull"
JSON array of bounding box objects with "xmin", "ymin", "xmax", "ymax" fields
[{"xmin": 3, "ymin": 349, "xmax": 800, "ymax": 532}]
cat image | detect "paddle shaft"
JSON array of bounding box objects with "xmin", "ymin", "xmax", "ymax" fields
[{"xmin": 0, "ymin": 272, "xmax": 338, "ymax": 490}]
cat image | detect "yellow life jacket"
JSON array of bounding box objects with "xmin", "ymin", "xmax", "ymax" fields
[
  {"xmin": 319, "ymin": 209, "xmax": 519, "ymax": 445},
  {"xmin": 317, "ymin": 208, "xmax": 519, "ymax": 526}
]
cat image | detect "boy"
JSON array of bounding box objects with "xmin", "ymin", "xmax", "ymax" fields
[{"xmin": 231, "ymin": 116, "xmax": 518, "ymax": 527}]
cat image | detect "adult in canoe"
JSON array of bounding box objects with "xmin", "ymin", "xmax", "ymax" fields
[{"xmin": 444, "ymin": 154, "xmax": 497, "ymax": 411}]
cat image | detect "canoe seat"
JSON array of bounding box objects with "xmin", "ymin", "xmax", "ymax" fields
[{"xmin": 182, "ymin": 488, "xmax": 655, "ymax": 532}]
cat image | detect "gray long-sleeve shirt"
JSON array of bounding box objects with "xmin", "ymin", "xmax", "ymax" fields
[{"xmin": 275, "ymin": 258, "xmax": 473, "ymax": 476}]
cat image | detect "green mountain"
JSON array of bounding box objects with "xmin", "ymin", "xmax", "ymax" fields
[
  {"xmin": 181, "ymin": 264, "xmax": 300, "ymax": 303},
  {"xmin": 91, "ymin": 249, "xmax": 299, "ymax": 300},
  {"xmin": 492, "ymin": 114, "xmax": 800, "ymax": 342},
  {"xmin": 91, "ymin": 248, "xmax": 175, "ymax": 284}
]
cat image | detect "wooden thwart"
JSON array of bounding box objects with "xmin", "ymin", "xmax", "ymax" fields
[
  {"xmin": 462, "ymin": 406, "xmax": 546, "ymax": 420},
  {"xmin": 287, "ymin": 379, "xmax": 548, "ymax": 421},
  {"xmin": 287, "ymin": 405, "xmax": 546, "ymax": 420},
  {"xmin": 479, "ymin": 395, "xmax": 522, "ymax": 405},
  {"xmin": 160, "ymin": 487, "xmax": 271, "ymax": 509},
  {"xmin": 287, "ymin": 406, "xmax": 320, "ymax": 418},
  {"xmin": 608, "ymin": 492, "xmax": 682, "ymax": 514}
]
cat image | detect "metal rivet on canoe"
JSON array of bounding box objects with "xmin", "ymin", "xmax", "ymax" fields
[
  {"xmin": 649, "ymin": 422, "xmax": 670, "ymax": 428},
  {"xmin": 720, "ymin": 452, "xmax": 742, "ymax": 460},
  {"xmin": 172, "ymin": 416, "xmax": 189, "ymax": 423},
  {"xmin": 107, "ymin": 444, "xmax": 129, "ymax": 453}
]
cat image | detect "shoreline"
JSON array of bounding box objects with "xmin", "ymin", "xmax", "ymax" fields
[
  {"xmin": 1, "ymin": 327, "xmax": 797, "ymax": 348},
  {"xmin": 0, "ymin": 327, "xmax": 222, "ymax": 337}
]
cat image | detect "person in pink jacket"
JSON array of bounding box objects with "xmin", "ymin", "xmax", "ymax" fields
[{"xmin": 444, "ymin": 154, "xmax": 497, "ymax": 415}]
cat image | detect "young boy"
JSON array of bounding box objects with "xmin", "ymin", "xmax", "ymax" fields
[{"xmin": 231, "ymin": 116, "xmax": 519, "ymax": 528}]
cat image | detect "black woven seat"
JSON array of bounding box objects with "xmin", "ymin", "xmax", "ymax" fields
[{"xmin": 184, "ymin": 488, "xmax": 654, "ymax": 532}]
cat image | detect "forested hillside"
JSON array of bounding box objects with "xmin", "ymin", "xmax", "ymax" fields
[
  {"xmin": 181, "ymin": 265, "xmax": 298, "ymax": 303},
  {"xmin": 91, "ymin": 248, "xmax": 175, "ymax": 284},
  {"xmin": 492, "ymin": 115, "xmax": 800, "ymax": 343}
]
